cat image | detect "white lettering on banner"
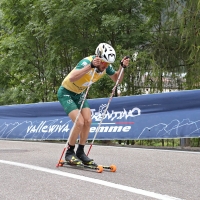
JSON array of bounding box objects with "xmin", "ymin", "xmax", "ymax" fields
[
  {"xmin": 25, "ymin": 105, "xmax": 140, "ymax": 134},
  {"xmin": 91, "ymin": 105, "xmax": 141, "ymax": 121},
  {"xmin": 27, "ymin": 121, "xmax": 70, "ymax": 134},
  {"xmin": 90, "ymin": 126, "xmax": 131, "ymax": 133}
]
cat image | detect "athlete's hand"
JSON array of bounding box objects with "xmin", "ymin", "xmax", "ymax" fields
[
  {"xmin": 120, "ymin": 56, "xmax": 130, "ymax": 68},
  {"xmin": 91, "ymin": 56, "xmax": 101, "ymax": 68}
]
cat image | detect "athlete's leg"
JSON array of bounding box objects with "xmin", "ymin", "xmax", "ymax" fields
[
  {"xmin": 67, "ymin": 107, "xmax": 93, "ymax": 164},
  {"xmin": 68, "ymin": 109, "xmax": 84, "ymax": 146},
  {"xmin": 57, "ymin": 87, "xmax": 86, "ymax": 163},
  {"xmin": 76, "ymin": 107, "xmax": 93, "ymax": 163},
  {"xmin": 57, "ymin": 86, "xmax": 85, "ymax": 146},
  {"xmin": 79, "ymin": 107, "xmax": 92, "ymax": 145},
  {"xmin": 65, "ymin": 110, "xmax": 85, "ymax": 164}
]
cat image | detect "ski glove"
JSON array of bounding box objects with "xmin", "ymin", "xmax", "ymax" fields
[
  {"xmin": 90, "ymin": 61, "xmax": 96, "ymax": 68},
  {"xmin": 120, "ymin": 56, "xmax": 130, "ymax": 68}
]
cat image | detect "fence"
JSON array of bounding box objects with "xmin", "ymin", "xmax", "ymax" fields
[{"xmin": 0, "ymin": 89, "xmax": 200, "ymax": 140}]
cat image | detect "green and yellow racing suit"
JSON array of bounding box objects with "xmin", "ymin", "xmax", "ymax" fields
[{"xmin": 57, "ymin": 55, "xmax": 116, "ymax": 115}]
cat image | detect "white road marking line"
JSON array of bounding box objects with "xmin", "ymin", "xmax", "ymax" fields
[{"xmin": 0, "ymin": 160, "xmax": 183, "ymax": 200}]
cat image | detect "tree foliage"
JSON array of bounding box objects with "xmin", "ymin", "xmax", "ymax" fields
[{"xmin": 0, "ymin": 0, "xmax": 200, "ymax": 105}]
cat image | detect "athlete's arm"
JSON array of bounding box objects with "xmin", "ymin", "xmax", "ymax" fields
[
  {"xmin": 69, "ymin": 65, "xmax": 92, "ymax": 82},
  {"xmin": 109, "ymin": 56, "xmax": 130, "ymax": 83},
  {"xmin": 110, "ymin": 65, "xmax": 124, "ymax": 83},
  {"xmin": 69, "ymin": 56, "xmax": 100, "ymax": 82}
]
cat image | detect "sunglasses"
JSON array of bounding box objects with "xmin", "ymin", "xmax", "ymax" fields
[{"xmin": 101, "ymin": 60, "xmax": 110, "ymax": 67}]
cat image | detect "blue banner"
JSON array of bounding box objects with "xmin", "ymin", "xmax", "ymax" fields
[{"xmin": 0, "ymin": 89, "xmax": 200, "ymax": 140}]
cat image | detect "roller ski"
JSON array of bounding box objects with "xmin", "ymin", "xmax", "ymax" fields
[
  {"xmin": 76, "ymin": 149, "xmax": 116, "ymax": 172},
  {"xmin": 58, "ymin": 150, "xmax": 103, "ymax": 173},
  {"xmin": 58, "ymin": 150, "xmax": 116, "ymax": 173},
  {"xmin": 58, "ymin": 160, "xmax": 104, "ymax": 173}
]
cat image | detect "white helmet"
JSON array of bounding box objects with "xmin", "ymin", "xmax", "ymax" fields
[{"xmin": 95, "ymin": 43, "xmax": 116, "ymax": 63}]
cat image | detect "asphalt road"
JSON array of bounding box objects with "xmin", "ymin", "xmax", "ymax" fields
[{"xmin": 0, "ymin": 140, "xmax": 200, "ymax": 200}]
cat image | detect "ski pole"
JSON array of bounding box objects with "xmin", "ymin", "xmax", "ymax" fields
[
  {"xmin": 87, "ymin": 66, "xmax": 126, "ymax": 156},
  {"xmin": 56, "ymin": 68, "xmax": 96, "ymax": 167}
]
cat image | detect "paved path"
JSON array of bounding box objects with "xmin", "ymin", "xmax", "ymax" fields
[{"xmin": 0, "ymin": 140, "xmax": 200, "ymax": 200}]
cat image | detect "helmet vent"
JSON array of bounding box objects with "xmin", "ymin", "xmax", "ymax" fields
[{"xmin": 95, "ymin": 43, "xmax": 116, "ymax": 63}]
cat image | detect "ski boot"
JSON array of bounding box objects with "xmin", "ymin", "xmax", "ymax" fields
[
  {"xmin": 76, "ymin": 150, "xmax": 97, "ymax": 166},
  {"xmin": 65, "ymin": 150, "xmax": 83, "ymax": 165}
]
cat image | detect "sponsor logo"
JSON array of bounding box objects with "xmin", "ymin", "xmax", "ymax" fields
[
  {"xmin": 89, "ymin": 104, "xmax": 141, "ymax": 133},
  {"xmin": 82, "ymin": 61, "xmax": 88, "ymax": 66},
  {"xmin": 72, "ymin": 83, "xmax": 85, "ymax": 91},
  {"xmin": 90, "ymin": 125, "xmax": 131, "ymax": 133},
  {"xmin": 27, "ymin": 121, "xmax": 70, "ymax": 134},
  {"xmin": 91, "ymin": 104, "xmax": 141, "ymax": 121},
  {"xmin": 82, "ymin": 81, "xmax": 94, "ymax": 87},
  {"xmin": 25, "ymin": 105, "xmax": 140, "ymax": 134}
]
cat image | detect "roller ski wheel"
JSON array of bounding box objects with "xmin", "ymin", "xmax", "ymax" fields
[
  {"xmin": 101, "ymin": 164, "xmax": 117, "ymax": 172},
  {"xmin": 82, "ymin": 161, "xmax": 103, "ymax": 173},
  {"xmin": 109, "ymin": 164, "xmax": 117, "ymax": 172},
  {"xmin": 85, "ymin": 161, "xmax": 117, "ymax": 172},
  {"xmin": 96, "ymin": 165, "xmax": 103, "ymax": 173}
]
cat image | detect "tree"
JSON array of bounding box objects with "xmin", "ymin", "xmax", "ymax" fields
[{"xmin": 0, "ymin": 0, "xmax": 200, "ymax": 106}]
